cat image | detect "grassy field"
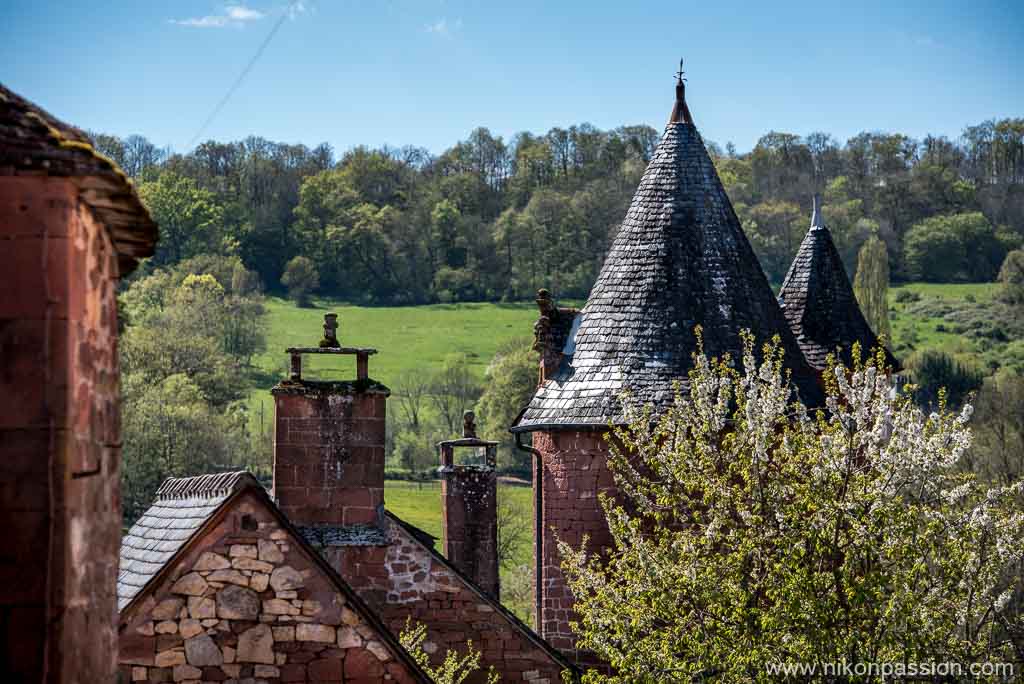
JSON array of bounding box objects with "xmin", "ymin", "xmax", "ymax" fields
[
  {"xmin": 254, "ymin": 297, "xmax": 538, "ymax": 384},
  {"xmin": 245, "ymin": 284, "xmax": 998, "ymax": 624},
  {"xmin": 247, "ymin": 284, "xmax": 993, "ymax": 400},
  {"xmin": 890, "ymin": 282, "xmax": 996, "ymax": 301},
  {"xmin": 888, "ymin": 282, "xmax": 998, "ymax": 357},
  {"xmin": 245, "ymin": 297, "xmax": 539, "ymax": 433}
]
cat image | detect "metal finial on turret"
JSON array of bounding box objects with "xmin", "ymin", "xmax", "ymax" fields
[
  {"xmin": 669, "ymin": 58, "xmax": 694, "ymax": 125},
  {"xmin": 810, "ymin": 194, "xmax": 825, "ymax": 231}
]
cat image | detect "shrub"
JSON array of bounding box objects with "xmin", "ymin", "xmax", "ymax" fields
[
  {"xmin": 907, "ymin": 350, "xmax": 984, "ymax": 409},
  {"xmin": 400, "ymin": 620, "xmax": 498, "ymax": 684},
  {"xmin": 904, "ymin": 212, "xmax": 1014, "ymax": 282},
  {"xmin": 280, "ymin": 256, "xmax": 319, "ymax": 306},
  {"xmin": 998, "ymin": 249, "xmax": 1024, "ymax": 305}
]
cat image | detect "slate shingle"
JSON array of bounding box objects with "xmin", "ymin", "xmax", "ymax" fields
[
  {"xmin": 513, "ymin": 84, "xmax": 824, "ymax": 432},
  {"xmin": 778, "ymin": 197, "xmax": 900, "ymax": 371},
  {"xmin": 116, "ymin": 471, "xmax": 257, "ymax": 610}
]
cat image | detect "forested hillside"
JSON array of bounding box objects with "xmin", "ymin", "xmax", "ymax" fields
[
  {"xmin": 92, "ymin": 117, "xmax": 1024, "ymax": 303},
  {"xmin": 109, "ymin": 119, "xmax": 1024, "ymax": 562}
]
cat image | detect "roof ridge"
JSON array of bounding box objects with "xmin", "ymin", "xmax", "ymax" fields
[{"xmin": 155, "ymin": 471, "xmax": 258, "ymax": 500}]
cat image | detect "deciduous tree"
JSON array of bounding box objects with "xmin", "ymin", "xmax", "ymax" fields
[
  {"xmin": 280, "ymin": 255, "xmax": 319, "ymax": 306},
  {"xmin": 853, "ymin": 234, "xmax": 892, "ymax": 342},
  {"xmin": 561, "ymin": 336, "xmax": 1024, "ymax": 681},
  {"xmin": 138, "ymin": 171, "xmax": 224, "ymax": 266}
]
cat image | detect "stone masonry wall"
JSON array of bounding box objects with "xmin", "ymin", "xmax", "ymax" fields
[
  {"xmin": 272, "ymin": 391, "xmax": 387, "ymax": 527},
  {"xmin": 0, "ymin": 176, "xmax": 123, "ymax": 683},
  {"xmin": 328, "ymin": 518, "xmax": 567, "ymax": 684},
  {"xmin": 533, "ymin": 430, "xmax": 615, "ymax": 669},
  {"xmin": 119, "ymin": 490, "xmax": 422, "ymax": 683}
]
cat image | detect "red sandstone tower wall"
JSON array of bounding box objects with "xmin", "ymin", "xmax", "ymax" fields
[
  {"xmin": 532, "ymin": 429, "xmax": 616, "ymax": 667},
  {"xmin": 0, "ymin": 177, "xmax": 124, "ymax": 682}
]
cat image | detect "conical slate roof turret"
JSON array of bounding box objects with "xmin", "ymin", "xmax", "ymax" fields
[
  {"xmin": 778, "ymin": 196, "xmax": 899, "ymax": 371},
  {"xmin": 513, "ymin": 71, "xmax": 823, "ymax": 432}
]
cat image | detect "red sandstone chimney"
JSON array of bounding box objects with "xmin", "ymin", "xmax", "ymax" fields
[
  {"xmin": 272, "ymin": 314, "xmax": 388, "ymax": 527},
  {"xmin": 438, "ymin": 411, "xmax": 500, "ymax": 599}
]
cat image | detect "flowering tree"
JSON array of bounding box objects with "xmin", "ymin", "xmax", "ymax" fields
[{"xmin": 561, "ymin": 333, "xmax": 1024, "ymax": 682}]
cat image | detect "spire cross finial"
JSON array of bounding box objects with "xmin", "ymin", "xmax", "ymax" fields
[
  {"xmin": 675, "ymin": 58, "xmax": 686, "ymax": 84},
  {"xmin": 669, "ymin": 58, "xmax": 693, "ymax": 125}
]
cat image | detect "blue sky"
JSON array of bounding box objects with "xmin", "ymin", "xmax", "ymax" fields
[{"xmin": 3, "ymin": 1, "xmax": 1022, "ymax": 155}]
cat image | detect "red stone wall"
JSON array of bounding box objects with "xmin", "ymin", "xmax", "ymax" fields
[
  {"xmin": 0, "ymin": 176, "xmax": 123, "ymax": 683},
  {"xmin": 533, "ymin": 429, "xmax": 615, "ymax": 668},
  {"xmin": 272, "ymin": 391, "xmax": 387, "ymax": 526},
  {"xmin": 440, "ymin": 466, "xmax": 499, "ymax": 599},
  {"xmin": 118, "ymin": 490, "xmax": 422, "ymax": 683},
  {"xmin": 330, "ymin": 518, "xmax": 568, "ymax": 683}
]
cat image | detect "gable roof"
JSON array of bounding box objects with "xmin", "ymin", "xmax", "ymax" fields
[
  {"xmin": 778, "ymin": 196, "xmax": 899, "ymax": 371},
  {"xmin": 117, "ymin": 471, "xmax": 257, "ymax": 610},
  {"xmin": 385, "ymin": 511, "xmax": 581, "ymax": 678},
  {"xmin": 513, "ymin": 80, "xmax": 823, "ymax": 432},
  {"xmin": 117, "ymin": 471, "xmax": 434, "ymax": 682},
  {"xmin": 0, "ymin": 83, "xmax": 157, "ymax": 276}
]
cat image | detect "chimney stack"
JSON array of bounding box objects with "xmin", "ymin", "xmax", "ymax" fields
[
  {"xmin": 272, "ymin": 314, "xmax": 388, "ymax": 527},
  {"xmin": 438, "ymin": 412, "xmax": 500, "ymax": 599}
]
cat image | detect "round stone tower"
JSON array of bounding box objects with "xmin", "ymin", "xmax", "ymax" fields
[{"xmin": 511, "ymin": 72, "xmax": 823, "ymax": 668}]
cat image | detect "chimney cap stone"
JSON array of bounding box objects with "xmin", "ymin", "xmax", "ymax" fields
[{"xmin": 285, "ymin": 346, "xmax": 378, "ymax": 355}]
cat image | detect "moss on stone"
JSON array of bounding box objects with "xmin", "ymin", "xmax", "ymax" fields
[{"xmin": 270, "ymin": 378, "xmax": 390, "ymax": 396}]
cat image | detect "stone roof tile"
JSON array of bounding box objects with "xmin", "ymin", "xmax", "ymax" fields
[
  {"xmin": 0, "ymin": 83, "xmax": 157, "ymax": 275},
  {"xmin": 514, "ymin": 84, "xmax": 823, "ymax": 432}
]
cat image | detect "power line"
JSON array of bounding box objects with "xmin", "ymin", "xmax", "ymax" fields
[{"xmin": 186, "ymin": 4, "xmax": 294, "ymax": 150}]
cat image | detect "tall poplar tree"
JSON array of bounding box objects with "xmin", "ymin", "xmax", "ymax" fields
[{"xmin": 853, "ymin": 234, "xmax": 892, "ymax": 342}]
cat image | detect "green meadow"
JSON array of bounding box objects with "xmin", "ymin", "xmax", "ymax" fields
[
  {"xmin": 243, "ymin": 284, "xmax": 997, "ymax": 624},
  {"xmin": 248, "ymin": 285, "xmax": 991, "ymax": 393},
  {"xmin": 888, "ymin": 282, "xmax": 999, "ymax": 357},
  {"xmin": 253, "ymin": 297, "xmax": 538, "ymax": 383},
  {"xmin": 245, "ymin": 297, "xmax": 538, "ymax": 428}
]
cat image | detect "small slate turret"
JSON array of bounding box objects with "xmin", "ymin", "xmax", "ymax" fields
[{"xmin": 778, "ymin": 195, "xmax": 899, "ymax": 371}]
